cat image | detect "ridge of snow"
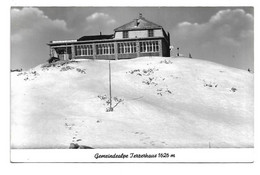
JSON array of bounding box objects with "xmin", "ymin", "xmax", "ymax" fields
[{"xmin": 11, "ymin": 57, "xmax": 253, "ymax": 148}]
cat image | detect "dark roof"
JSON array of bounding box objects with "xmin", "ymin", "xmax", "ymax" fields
[
  {"xmin": 77, "ymin": 34, "xmax": 114, "ymax": 41},
  {"xmin": 114, "ymin": 15, "xmax": 162, "ymax": 32}
]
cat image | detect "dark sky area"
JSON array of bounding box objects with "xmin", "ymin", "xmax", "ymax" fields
[{"xmin": 11, "ymin": 7, "xmax": 253, "ymax": 70}]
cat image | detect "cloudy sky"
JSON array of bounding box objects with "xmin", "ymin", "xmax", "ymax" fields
[{"xmin": 11, "ymin": 7, "xmax": 253, "ymax": 70}]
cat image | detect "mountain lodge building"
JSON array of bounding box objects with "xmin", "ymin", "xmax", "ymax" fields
[{"xmin": 47, "ymin": 13, "xmax": 171, "ymax": 61}]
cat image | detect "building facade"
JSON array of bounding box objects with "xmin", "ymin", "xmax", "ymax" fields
[{"xmin": 48, "ymin": 14, "xmax": 170, "ymax": 61}]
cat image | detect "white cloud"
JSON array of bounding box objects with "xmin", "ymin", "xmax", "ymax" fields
[
  {"xmin": 11, "ymin": 7, "xmax": 68, "ymax": 40},
  {"xmin": 174, "ymin": 9, "xmax": 253, "ymax": 45},
  {"xmin": 107, "ymin": 19, "xmax": 116, "ymax": 24},
  {"xmin": 86, "ymin": 12, "xmax": 116, "ymax": 25},
  {"xmin": 86, "ymin": 12, "xmax": 109, "ymax": 21},
  {"xmin": 172, "ymin": 9, "xmax": 253, "ymax": 69},
  {"xmin": 178, "ymin": 21, "xmax": 192, "ymax": 27},
  {"xmin": 11, "ymin": 7, "xmax": 71, "ymax": 70},
  {"xmin": 83, "ymin": 12, "xmax": 118, "ymax": 35}
]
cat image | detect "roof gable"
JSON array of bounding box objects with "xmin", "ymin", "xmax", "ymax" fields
[{"xmin": 114, "ymin": 15, "xmax": 162, "ymax": 32}]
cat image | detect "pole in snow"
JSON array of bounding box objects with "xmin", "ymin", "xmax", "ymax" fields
[{"xmin": 108, "ymin": 60, "xmax": 113, "ymax": 112}]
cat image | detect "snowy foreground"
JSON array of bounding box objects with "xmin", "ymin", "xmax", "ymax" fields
[{"xmin": 11, "ymin": 57, "xmax": 253, "ymax": 148}]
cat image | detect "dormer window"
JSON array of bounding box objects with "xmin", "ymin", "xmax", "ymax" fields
[
  {"xmin": 123, "ymin": 31, "xmax": 128, "ymax": 38},
  {"xmin": 148, "ymin": 29, "xmax": 154, "ymax": 37}
]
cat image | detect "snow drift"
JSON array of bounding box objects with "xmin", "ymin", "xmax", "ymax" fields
[{"xmin": 11, "ymin": 57, "xmax": 254, "ymax": 148}]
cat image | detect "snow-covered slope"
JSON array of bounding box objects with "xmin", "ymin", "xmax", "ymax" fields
[{"xmin": 11, "ymin": 57, "xmax": 254, "ymax": 148}]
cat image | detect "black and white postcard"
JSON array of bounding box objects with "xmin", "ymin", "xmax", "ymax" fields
[{"xmin": 10, "ymin": 6, "xmax": 254, "ymax": 163}]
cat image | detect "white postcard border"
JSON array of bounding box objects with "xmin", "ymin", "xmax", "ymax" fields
[{"xmin": 11, "ymin": 148, "xmax": 253, "ymax": 163}]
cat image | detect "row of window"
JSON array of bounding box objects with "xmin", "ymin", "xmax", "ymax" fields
[
  {"xmin": 140, "ymin": 41, "xmax": 159, "ymax": 53},
  {"xmin": 74, "ymin": 41, "xmax": 159, "ymax": 56},
  {"xmin": 118, "ymin": 42, "xmax": 136, "ymax": 54},
  {"xmin": 75, "ymin": 45, "xmax": 93, "ymax": 56},
  {"xmin": 96, "ymin": 43, "xmax": 115, "ymax": 55}
]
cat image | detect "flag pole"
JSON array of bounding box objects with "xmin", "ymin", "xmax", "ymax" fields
[{"xmin": 109, "ymin": 60, "xmax": 113, "ymax": 111}]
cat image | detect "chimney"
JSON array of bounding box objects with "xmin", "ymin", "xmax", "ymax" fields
[
  {"xmin": 100, "ymin": 32, "xmax": 102, "ymax": 35},
  {"xmin": 134, "ymin": 19, "xmax": 138, "ymax": 27},
  {"xmin": 139, "ymin": 13, "xmax": 142, "ymax": 19}
]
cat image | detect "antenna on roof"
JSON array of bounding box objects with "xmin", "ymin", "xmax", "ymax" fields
[{"xmin": 98, "ymin": 23, "xmax": 101, "ymax": 35}]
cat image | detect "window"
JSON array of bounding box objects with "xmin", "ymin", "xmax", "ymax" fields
[
  {"xmin": 140, "ymin": 41, "xmax": 159, "ymax": 53},
  {"xmin": 149, "ymin": 42, "xmax": 153, "ymax": 52},
  {"xmin": 76, "ymin": 46, "xmax": 80, "ymax": 55},
  {"xmin": 123, "ymin": 31, "xmax": 128, "ymax": 38},
  {"xmin": 152, "ymin": 41, "xmax": 156, "ymax": 52},
  {"xmin": 110, "ymin": 44, "xmax": 114, "ymax": 54},
  {"xmin": 82, "ymin": 45, "xmax": 87, "ymax": 55},
  {"xmin": 117, "ymin": 42, "xmax": 136, "ymax": 54},
  {"xmin": 143, "ymin": 42, "xmax": 146, "ymax": 52},
  {"xmin": 155, "ymin": 41, "xmax": 159, "ymax": 51},
  {"xmin": 96, "ymin": 43, "xmax": 115, "ymax": 55},
  {"xmin": 90, "ymin": 46, "xmax": 93, "ymax": 55},
  {"xmin": 148, "ymin": 29, "xmax": 154, "ymax": 37},
  {"xmin": 130, "ymin": 43, "xmax": 133, "ymax": 53},
  {"xmin": 119, "ymin": 43, "xmax": 123, "ymax": 54},
  {"xmin": 118, "ymin": 43, "xmax": 121, "ymax": 54},
  {"xmin": 133, "ymin": 43, "xmax": 136, "ymax": 52},
  {"xmin": 127, "ymin": 43, "xmax": 130, "ymax": 53},
  {"xmin": 102, "ymin": 44, "xmax": 105, "ymax": 55},
  {"xmin": 147, "ymin": 42, "xmax": 150, "ymax": 52},
  {"xmin": 97, "ymin": 45, "xmax": 102, "ymax": 55},
  {"xmin": 124, "ymin": 43, "xmax": 127, "ymax": 53},
  {"xmin": 104, "ymin": 45, "xmax": 108, "ymax": 54},
  {"xmin": 75, "ymin": 44, "xmax": 93, "ymax": 56}
]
